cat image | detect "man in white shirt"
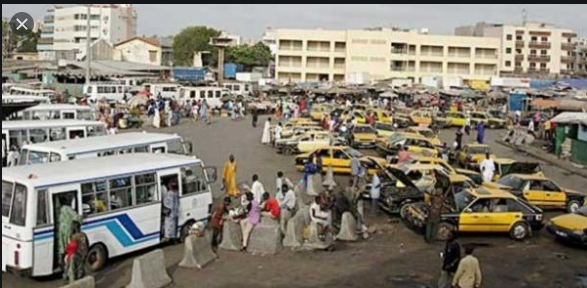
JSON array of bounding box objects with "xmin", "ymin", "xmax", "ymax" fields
[
  {"xmin": 251, "ymin": 174, "xmax": 265, "ymax": 204},
  {"xmin": 276, "ymin": 183, "xmax": 297, "ymax": 234},
  {"xmin": 276, "ymin": 171, "xmax": 294, "ymax": 195},
  {"xmin": 479, "ymin": 153, "xmax": 496, "ymax": 183}
]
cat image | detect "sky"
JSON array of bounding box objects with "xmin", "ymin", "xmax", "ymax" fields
[{"xmin": 2, "ymin": 4, "xmax": 586, "ymax": 39}]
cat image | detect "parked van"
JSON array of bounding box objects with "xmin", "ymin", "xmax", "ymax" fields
[
  {"xmin": 222, "ymin": 82, "xmax": 251, "ymax": 96},
  {"xmin": 149, "ymin": 84, "xmax": 181, "ymax": 100},
  {"xmin": 178, "ymin": 87, "xmax": 229, "ymax": 109},
  {"xmin": 83, "ymin": 83, "xmax": 130, "ymax": 103}
]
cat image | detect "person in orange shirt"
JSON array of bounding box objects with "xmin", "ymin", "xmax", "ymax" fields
[{"xmin": 260, "ymin": 192, "xmax": 281, "ymax": 220}]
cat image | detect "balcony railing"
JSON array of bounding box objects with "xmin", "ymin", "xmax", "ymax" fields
[
  {"xmin": 561, "ymin": 56, "xmax": 575, "ymax": 64},
  {"xmin": 391, "ymin": 48, "xmax": 407, "ymax": 54},
  {"xmin": 528, "ymin": 41, "xmax": 551, "ymax": 49},
  {"xmin": 516, "ymin": 41, "xmax": 525, "ymax": 48},
  {"xmin": 528, "ymin": 55, "xmax": 551, "ymax": 62},
  {"xmin": 515, "ymin": 55, "xmax": 524, "ymax": 61},
  {"xmin": 562, "ymin": 43, "xmax": 577, "ymax": 51}
]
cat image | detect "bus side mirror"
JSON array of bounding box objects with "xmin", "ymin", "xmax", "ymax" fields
[{"xmin": 204, "ymin": 167, "xmax": 218, "ymax": 184}]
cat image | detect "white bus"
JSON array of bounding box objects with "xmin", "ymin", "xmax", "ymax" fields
[
  {"xmin": 2, "ymin": 153, "xmax": 216, "ymax": 276},
  {"xmin": 178, "ymin": 87, "xmax": 229, "ymax": 109},
  {"xmin": 83, "ymin": 83, "xmax": 131, "ymax": 104},
  {"xmin": 222, "ymin": 82, "xmax": 251, "ymax": 97},
  {"xmin": 19, "ymin": 132, "xmax": 194, "ymax": 166},
  {"xmin": 148, "ymin": 83, "xmax": 181, "ymax": 100},
  {"xmin": 2, "ymin": 95, "xmax": 51, "ymax": 104},
  {"xmin": 9, "ymin": 87, "xmax": 56, "ymax": 100},
  {"xmin": 12, "ymin": 104, "xmax": 95, "ymax": 121},
  {"xmin": 2, "ymin": 120, "xmax": 107, "ymax": 153}
]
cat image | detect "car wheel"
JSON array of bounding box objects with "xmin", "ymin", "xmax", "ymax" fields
[
  {"xmin": 437, "ymin": 222, "xmax": 456, "ymax": 241},
  {"xmin": 567, "ymin": 200, "xmax": 581, "ymax": 214},
  {"xmin": 283, "ymin": 147, "xmax": 294, "ymax": 156},
  {"xmin": 510, "ymin": 222, "xmax": 530, "ymax": 241},
  {"xmin": 399, "ymin": 203, "xmax": 411, "ymax": 219},
  {"xmin": 87, "ymin": 243, "xmax": 108, "ymax": 272}
]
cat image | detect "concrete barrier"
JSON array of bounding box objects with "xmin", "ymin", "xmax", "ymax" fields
[
  {"xmin": 179, "ymin": 233, "xmax": 217, "ymax": 269},
  {"xmin": 248, "ymin": 217, "xmax": 283, "ymax": 255},
  {"xmin": 126, "ymin": 249, "xmax": 172, "ymax": 288},
  {"xmin": 283, "ymin": 207, "xmax": 310, "ymax": 248},
  {"xmin": 219, "ymin": 221, "xmax": 243, "ymax": 251},
  {"xmin": 303, "ymin": 222, "xmax": 334, "ymax": 250},
  {"xmin": 336, "ymin": 212, "xmax": 359, "ymax": 242},
  {"xmin": 61, "ymin": 276, "xmax": 95, "ymax": 288}
]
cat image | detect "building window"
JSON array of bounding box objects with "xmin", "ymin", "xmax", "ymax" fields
[
  {"xmin": 149, "ymin": 50, "xmax": 157, "ymax": 62},
  {"xmin": 530, "ymin": 62, "xmax": 537, "ymax": 68},
  {"xmin": 515, "ymin": 62, "xmax": 522, "ymax": 68},
  {"xmin": 516, "ymin": 49, "xmax": 522, "ymax": 54},
  {"xmin": 506, "ymin": 35, "xmax": 513, "ymax": 41},
  {"xmin": 505, "ymin": 61, "xmax": 512, "ymax": 67},
  {"xmin": 531, "ymin": 36, "xmax": 538, "ymax": 42},
  {"xmin": 516, "ymin": 35, "xmax": 523, "ymax": 41},
  {"xmin": 541, "ymin": 50, "xmax": 547, "ymax": 55},
  {"xmin": 506, "ymin": 48, "xmax": 512, "ymax": 54},
  {"xmin": 540, "ymin": 63, "xmax": 547, "ymax": 69},
  {"xmin": 541, "ymin": 37, "xmax": 548, "ymax": 42},
  {"xmin": 530, "ymin": 50, "xmax": 537, "ymax": 55}
]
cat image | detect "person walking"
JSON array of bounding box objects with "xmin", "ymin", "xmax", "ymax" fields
[
  {"xmin": 480, "ymin": 153, "xmax": 495, "ymax": 183},
  {"xmin": 261, "ymin": 118, "xmax": 272, "ymax": 145},
  {"xmin": 222, "ymin": 155, "xmax": 239, "ymax": 197},
  {"xmin": 438, "ymin": 235, "xmax": 461, "ymax": 288},
  {"xmin": 250, "ymin": 175, "xmax": 266, "ymax": 204},
  {"xmin": 162, "ymin": 181, "xmax": 180, "ymax": 242},
  {"xmin": 274, "ymin": 122, "xmax": 283, "ymax": 146},
  {"xmin": 452, "ymin": 246, "xmax": 483, "ymax": 288},
  {"xmin": 350, "ymin": 155, "xmax": 362, "ymax": 188},
  {"xmin": 370, "ymin": 172, "xmax": 381, "ymax": 215},
  {"xmin": 210, "ymin": 197, "xmax": 231, "ymax": 251},
  {"xmin": 455, "ymin": 129, "xmax": 464, "ymax": 151},
  {"xmin": 476, "ymin": 122, "xmax": 485, "ymax": 144}
]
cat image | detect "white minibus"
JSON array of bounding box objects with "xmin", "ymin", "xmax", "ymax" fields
[
  {"xmin": 2, "ymin": 153, "xmax": 216, "ymax": 276},
  {"xmin": 13, "ymin": 104, "xmax": 95, "ymax": 121}
]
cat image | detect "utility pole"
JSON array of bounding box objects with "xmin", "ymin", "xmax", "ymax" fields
[{"xmin": 85, "ymin": 5, "xmax": 91, "ymax": 85}]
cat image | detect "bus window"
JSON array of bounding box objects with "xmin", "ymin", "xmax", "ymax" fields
[
  {"xmin": 50, "ymin": 153, "xmax": 62, "ymax": 163},
  {"xmin": 9, "ymin": 130, "xmax": 27, "ymax": 150},
  {"xmin": 199, "ymin": 91, "xmax": 205, "ymax": 99},
  {"xmin": 50, "ymin": 128, "xmax": 66, "ymax": 142},
  {"xmin": 181, "ymin": 165, "xmax": 207, "ymax": 196},
  {"xmin": 29, "ymin": 129, "xmax": 48, "ymax": 144},
  {"xmin": 81, "ymin": 181, "xmax": 108, "ymax": 216},
  {"xmin": 62, "ymin": 112, "xmax": 75, "ymax": 120},
  {"xmin": 2, "ymin": 181, "xmax": 13, "ymax": 217},
  {"xmin": 86, "ymin": 86, "xmax": 93, "ymax": 94},
  {"xmin": 207, "ymin": 91, "xmax": 213, "ymax": 99},
  {"xmin": 88, "ymin": 125, "xmax": 105, "ymax": 137},
  {"xmin": 215, "ymin": 91, "xmax": 221, "ymax": 98},
  {"xmin": 109, "ymin": 177, "xmax": 133, "ymax": 210},
  {"xmin": 190, "ymin": 91, "xmax": 196, "ymax": 99},
  {"xmin": 36, "ymin": 190, "xmax": 49, "ymax": 226},
  {"xmin": 10, "ymin": 184, "xmax": 27, "ymax": 226},
  {"xmin": 135, "ymin": 173, "xmax": 157, "ymax": 205},
  {"xmin": 68, "ymin": 129, "xmax": 85, "ymax": 139},
  {"xmin": 134, "ymin": 146, "xmax": 149, "ymax": 153},
  {"xmin": 167, "ymin": 140, "xmax": 184, "ymax": 155},
  {"xmin": 28, "ymin": 150, "xmax": 49, "ymax": 165}
]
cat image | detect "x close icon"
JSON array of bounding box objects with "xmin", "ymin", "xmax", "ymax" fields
[{"xmin": 10, "ymin": 12, "xmax": 34, "ymax": 36}]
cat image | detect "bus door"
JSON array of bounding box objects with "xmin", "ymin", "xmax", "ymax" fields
[
  {"xmin": 159, "ymin": 173, "xmax": 180, "ymax": 239},
  {"xmin": 66, "ymin": 127, "xmax": 86, "ymax": 140},
  {"xmin": 2, "ymin": 130, "xmax": 7, "ymax": 167},
  {"xmin": 47, "ymin": 189, "xmax": 79, "ymax": 272}
]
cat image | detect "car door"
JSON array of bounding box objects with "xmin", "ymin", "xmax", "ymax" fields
[
  {"xmin": 314, "ymin": 134, "xmax": 330, "ymax": 150},
  {"xmin": 460, "ymin": 198, "xmax": 493, "ymax": 232},
  {"xmin": 297, "ymin": 136, "xmax": 313, "ymax": 153},
  {"xmin": 488, "ymin": 198, "xmax": 521, "ymax": 232},
  {"xmin": 540, "ymin": 180, "xmax": 567, "ymax": 208},
  {"xmin": 315, "ymin": 148, "xmax": 333, "ymax": 172},
  {"xmin": 332, "ymin": 149, "xmax": 351, "ymax": 174},
  {"xmin": 522, "ymin": 180, "xmax": 546, "ymax": 206}
]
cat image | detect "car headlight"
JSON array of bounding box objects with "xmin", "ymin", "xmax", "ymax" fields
[{"xmin": 536, "ymin": 215, "xmax": 543, "ymax": 221}]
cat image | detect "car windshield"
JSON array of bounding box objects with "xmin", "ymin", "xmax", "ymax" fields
[
  {"xmin": 497, "ymin": 175, "xmax": 525, "ymax": 190},
  {"xmin": 473, "ymin": 113, "xmax": 487, "ymax": 119},
  {"xmin": 344, "ymin": 148, "xmax": 363, "ymax": 158},
  {"xmin": 354, "ymin": 126, "xmax": 376, "ymax": 133},
  {"xmin": 375, "ymin": 123, "xmax": 393, "ymax": 131},
  {"xmin": 418, "ymin": 130, "xmax": 435, "ymax": 138},
  {"xmin": 577, "ymin": 206, "xmax": 587, "ymax": 216},
  {"xmin": 489, "ymin": 111, "xmax": 506, "ymax": 119},
  {"xmin": 468, "ymin": 146, "xmax": 490, "ymax": 154},
  {"xmin": 454, "ymin": 191, "xmax": 476, "ymax": 212}
]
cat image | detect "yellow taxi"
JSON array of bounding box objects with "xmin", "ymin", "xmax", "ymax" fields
[
  {"xmin": 374, "ymin": 122, "xmax": 395, "ymax": 138},
  {"xmin": 470, "ymin": 111, "xmax": 507, "ymax": 129},
  {"xmin": 492, "ymin": 159, "xmax": 543, "ymax": 181},
  {"xmin": 407, "ymin": 156, "xmax": 483, "ymax": 185},
  {"xmin": 339, "ymin": 110, "xmax": 367, "ymax": 124},
  {"xmin": 295, "ymin": 146, "xmax": 386, "ymax": 175},
  {"xmin": 489, "ymin": 174, "xmax": 586, "ymax": 213},
  {"xmin": 393, "ymin": 112, "xmax": 413, "ymax": 129},
  {"xmin": 376, "ymin": 133, "xmax": 439, "ymax": 158},
  {"xmin": 406, "ymin": 126, "xmax": 442, "ymax": 147},
  {"xmin": 349, "ymin": 124, "xmax": 379, "ymax": 148},
  {"xmin": 547, "ymin": 205, "xmax": 586, "ymax": 247},
  {"xmin": 446, "ymin": 112, "xmax": 467, "ymax": 127},
  {"xmin": 456, "ymin": 144, "xmax": 495, "ymax": 170},
  {"xmin": 405, "ymin": 187, "xmax": 545, "ymax": 241},
  {"xmin": 310, "ymin": 104, "xmax": 334, "ymax": 121},
  {"xmin": 409, "ymin": 110, "xmax": 433, "ymax": 126},
  {"xmin": 369, "ymin": 109, "xmax": 393, "ymax": 124}
]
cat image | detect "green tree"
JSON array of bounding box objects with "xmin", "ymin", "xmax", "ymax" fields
[
  {"xmin": 226, "ymin": 42, "xmax": 272, "ymax": 71},
  {"xmin": 17, "ymin": 31, "xmax": 40, "ymax": 53},
  {"xmin": 173, "ymin": 26, "xmax": 221, "ymax": 67}
]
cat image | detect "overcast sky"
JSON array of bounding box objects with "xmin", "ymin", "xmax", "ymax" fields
[{"xmin": 3, "ymin": 4, "xmax": 586, "ymax": 39}]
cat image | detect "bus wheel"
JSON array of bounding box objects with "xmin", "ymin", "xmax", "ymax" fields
[
  {"xmin": 180, "ymin": 221, "xmax": 195, "ymax": 243},
  {"xmin": 87, "ymin": 244, "xmax": 108, "ymax": 272}
]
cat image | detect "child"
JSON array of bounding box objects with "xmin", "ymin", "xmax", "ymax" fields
[
  {"xmin": 63, "ymin": 234, "xmax": 79, "ymax": 284},
  {"xmin": 261, "ymin": 192, "xmax": 281, "ymax": 220}
]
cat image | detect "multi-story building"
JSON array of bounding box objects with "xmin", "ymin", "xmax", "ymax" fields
[
  {"xmin": 571, "ymin": 38, "xmax": 587, "ymax": 75},
  {"xmin": 114, "ymin": 37, "xmax": 173, "ymax": 66},
  {"xmin": 272, "ymin": 27, "xmax": 500, "ymax": 84},
  {"xmin": 456, "ymin": 22, "xmax": 578, "ymax": 76},
  {"xmin": 38, "ymin": 4, "xmax": 137, "ymax": 61}
]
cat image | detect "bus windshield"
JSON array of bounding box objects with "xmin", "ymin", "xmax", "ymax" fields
[
  {"xmin": 26, "ymin": 150, "xmax": 50, "ymax": 165},
  {"xmin": 2, "ymin": 181, "xmax": 13, "ymax": 217}
]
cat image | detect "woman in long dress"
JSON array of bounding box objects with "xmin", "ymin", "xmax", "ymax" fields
[
  {"xmin": 153, "ymin": 110, "xmax": 161, "ymax": 129},
  {"xmin": 162, "ymin": 182, "xmax": 180, "ymax": 241},
  {"xmin": 261, "ymin": 118, "xmax": 272, "ymax": 145}
]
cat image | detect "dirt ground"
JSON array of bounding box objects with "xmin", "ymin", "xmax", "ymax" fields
[{"xmin": 3, "ymin": 115, "xmax": 586, "ymax": 288}]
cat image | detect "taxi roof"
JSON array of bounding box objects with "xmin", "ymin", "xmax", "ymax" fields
[
  {"xmin": 468, "ymin": 187, "xmax": 516, "ymax": 199},
  {"xmin": 507, "ymin": 174, "xmax": 549, "ymax": 181},
  {"xmin": 494, "ymin": 158, "xmax": 516, "ymax": 164}
]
